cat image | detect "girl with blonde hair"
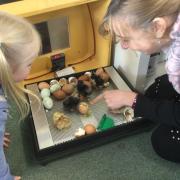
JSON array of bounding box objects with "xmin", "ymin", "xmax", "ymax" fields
[
  {"xmin": 0, "ymin": 11, "xmax": 41, "ymax": 179},
  {"xmin": 93, "ymin": 0, "xmax": 180, "ymax": 162}
]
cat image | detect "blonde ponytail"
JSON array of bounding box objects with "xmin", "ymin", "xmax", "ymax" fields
[
  {"xmin": 0, "ymin": 11, "xmax": 41, "ymax": 120},
  {"xmin": 0, "ymin": 44, "xmax": 29, "ymax": 119}
]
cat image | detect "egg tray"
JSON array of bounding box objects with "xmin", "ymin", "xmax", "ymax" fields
[
  {"xmin": 44, "ymin": 84, "xmax": 126, "ymax": 145},
  {"xmin": 25, "ymin": 66, "xmax": 154, "ymax": 164}
]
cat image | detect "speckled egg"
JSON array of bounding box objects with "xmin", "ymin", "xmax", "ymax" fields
[
  {"xmin": 59, "ymin": 78, "xmax": 67, "ymax": 86},
  {"xmin": 52, "ymin": 89, "xmax": 66, "ymax": 100},
  {"xmin": 38, "ymin": 82, "xmax": 50, "ymax": 90},
  {"xmin": 68, "ymin": 77, "xmax": 78, "ymax": 86},
  {"xmin": 40, "ymin": 88, "xmax": 50, "ymax": 98},
  {"xmin": 50, "ymin": 79, "xmax": 59, "ymax": 86},
  {"xmin": 84, "ymin": 124, "xmax": 96, "ymax": 135},
  {"xmin": 62, "ymin": 84, "xmax": 75, "ymax": 95},
  {"xmin": 50, "ymin": 83, "xmax": 61, "ymax": 93},
  {"xmin": 43, "ymin": 97, "xmax": 53, "ymax": 109}
]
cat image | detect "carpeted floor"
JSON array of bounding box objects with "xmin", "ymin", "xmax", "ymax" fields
[{"xmin": 5, "ymin": 107, "xmax": 180, "ymax": 180}]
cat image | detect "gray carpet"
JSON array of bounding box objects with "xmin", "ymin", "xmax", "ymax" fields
[{"xmin": 5, "ymin": 107, "xmax": 180, "ymax": 180}]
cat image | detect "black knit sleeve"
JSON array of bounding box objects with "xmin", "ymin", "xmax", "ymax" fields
[{"xmin": 134, "ymin": 94, "xmax": 180, "ymax": 128}]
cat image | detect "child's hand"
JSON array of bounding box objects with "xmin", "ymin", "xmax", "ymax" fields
[
  {"xmin": 90, "ymin": 90, "xmax": 137, "ymax": 110},
  {"xmin": 3, "ymin": 132, "xmax": 10, "ymax": 148},
  {"xmin": 14, "ymin": 176, "xmax": 21, "ymax": 180}
]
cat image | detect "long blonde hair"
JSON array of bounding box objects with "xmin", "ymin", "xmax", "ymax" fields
[
  {"xmin": 100, "ymin": 0, "xmax": 180, "ymax": 37},
  {"xmin": 0, "ymin": 11, "xmax": 41, "ymax": 120}
]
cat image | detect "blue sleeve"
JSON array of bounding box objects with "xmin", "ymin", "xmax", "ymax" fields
[{"xmin": 0, "ymin": 103, "xmax": 13, "ymax": 180}]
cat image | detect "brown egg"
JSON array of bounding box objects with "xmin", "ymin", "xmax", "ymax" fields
[
  {"xmin": 99, "ymin": 72, "xmax": 110, "ymax": 82},
  {"xmin": 95, "ymin": 68, "xmax": 104, "ymax": 76},
  {"xmin": 78, "ymin": 102, "xmax": 89, "ymax": 115},
  {"xmin": 62, "ymin": 84, "xmax": 75, "ymax": 95},
  {"xmin": 53, "ymin": 89, "xmax": 66, "ymax": 100},
  {"xmin": 84, "ymin": 124, "xmax": 96, "ymax": 135},
  {"xmin": 38, "ymin": 82, "xmax": 50, "ymax": 90},
  {"xmin": 78, "ymin": 75, "xmax": 90, "ymax": 81}
]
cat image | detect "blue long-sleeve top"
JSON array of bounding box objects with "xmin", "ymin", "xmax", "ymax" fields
[{"xmin": 0, "ymin": 87, "xmax": 13, "ymax": 180}]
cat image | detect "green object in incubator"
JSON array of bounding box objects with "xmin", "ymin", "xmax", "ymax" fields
[{"xmin": 98, "ymin": 114, "xmax": 115, "ymax": 131}]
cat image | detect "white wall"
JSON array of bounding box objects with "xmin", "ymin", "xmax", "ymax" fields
[{"xmin": 113, "ymin": 44, "xmax": 150, "ymax": 92}]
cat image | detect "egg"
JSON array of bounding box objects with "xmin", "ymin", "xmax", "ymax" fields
[
  {"xmin": 43, "ymin": 97, "xmax": 53, "ymax": 109},
  {"xmin": 40, "ymin": 88, "xmax": 50, "ymax": 98},
  {"xmin": 59, "ymin": 78, "xmax": 67, "ymax": 86},
  {"xmin": 50, "ymin": 83, "xmax": 61, "ymax": 93},
  {"xmin": 123, "ymin": 107, "xmax": 134, "ymax": 122},
  {"xmin": 84, "ymin": 124, "xmax": 96, "ymax": 135},
  {"xmin": 74, "ymin": 128, "xmax": 86, "ymax": 137},
  {"xmin": 62, "ymin": 84, "xmax": 75, "ymax": 95},
  {"xmin": 78, "ymin": 102, "xmax": 89, "ymax": 115},
  {"xmin": 68, "ymin": 77, "xmax": 78, "ymax": 86},
  {"xmin": 38, "ymin": 82, "xmax": 50, "ymax": 90},
  {"xmin": 50, "ymin": 79, "xmax": 59, "ymax": 86},
  {"xmin": 84, "ymin": 71, "xmax": 92, "ymax": 77},
  {"xmin": 95, "ymin": 68, "xmax": 104, "ymax": 76},
  {"xmin": 52, "ymin": 89, "xmax": 66, "ymax": 100}
]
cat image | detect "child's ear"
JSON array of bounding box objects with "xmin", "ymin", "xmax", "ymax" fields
[{"xmin": 152, "ymin": 17, "xmax": 167, "ymax": 38}]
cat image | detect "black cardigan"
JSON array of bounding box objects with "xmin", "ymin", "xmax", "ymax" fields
[
  {"xmin": 134, "ymin": 74, "xmax": 180, "ymax": 128},
  {"xmin": 133, "ymin": 74, "xmax": 180, "ymax": 162}
]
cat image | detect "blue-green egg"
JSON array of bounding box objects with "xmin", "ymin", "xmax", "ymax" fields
[
  {"xmin": 50, "ymin": 79, "xmax": 59, "ymax": 86},
  {"xmin": 43, "ymin": 97, "xmax": 53, "ymax": 109},
  {"xmin": 40, "ymin": 88, "xmax": 50, "ymax": 98},
  {"xmin": 50, "ymin": 83, "xmax": 61, "ymax": 93}
]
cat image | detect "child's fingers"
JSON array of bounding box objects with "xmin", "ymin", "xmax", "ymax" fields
[
  {"xmin": 14, "ymin": 176, "xmax": 21, "ymax": 180},
  {"xmin": 4, "ymin": 132, "xmax": 10, "ymax": 137},
  {"xmin": 90, "ymin": 93, "xmax": 104, "ymax": 104},
  {"xmin": 4, "ymin": 136, "xmax": 10, "ymax": 143},
  {"xmin": 3, "ymin": 142, "xmax": 9, "ymax": 148},
  {"xmin": 3, "ymin": 136, "xmax": 11, "ymax": 148},
  {"xmin": 109, "ymin": 109, "xmax": 121, "ymax": 114}
]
